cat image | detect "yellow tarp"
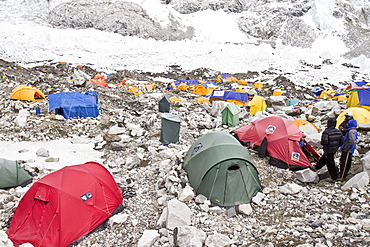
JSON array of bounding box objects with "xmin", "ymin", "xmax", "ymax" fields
[
  {"xmin": 11, "ymin": 85, "xmax": 46, "ymax": 101},
  {"xmin": 248, "ymin": 95, "xmax": 267, "ymax": 115},
  {"xmin": 177, "ymin": 83, "xmax": 189, "ymax": 91},
  {"xmin": 192, "ymin": 87, "xmax": 215, "ymax": 96},
  {"xmin": 170, "ymin": 97, "xmax": 183, "ymax": 103},
  {"xmin": 226, "ymin": 99, "xmax": 248, "ymax": 106},
  {"xmin": 196, "ymin": 97, "xmax": 210, "ymax": 104},
  {"xmin": 336, "ymin": 107, "xmax": 370, "ymax": 127}
]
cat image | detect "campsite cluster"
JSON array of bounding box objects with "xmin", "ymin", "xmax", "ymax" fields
[{"xmin": 1, "ymin": 59, "xmax": 370, "ymax": 247}]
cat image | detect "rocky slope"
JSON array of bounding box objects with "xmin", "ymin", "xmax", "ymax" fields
[{"xmin": 0, "ymin": 59, "xmax": 369, "ymax": 246}]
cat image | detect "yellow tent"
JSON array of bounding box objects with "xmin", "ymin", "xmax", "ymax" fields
[
  {"xmin": 346, "ymin": 90, "xmax": 370, "ymax": 111},
  {"xmin": 128, "ymin": 86, "xmax": 137, "ymax": 93},
  {"xmin": 177, "ymin": 83, "xmax": 189, "ymax": 91},
  {"xmin": 254, "ymin": 82, "xmax": 263, "ymax": 89},
  {"xmin": 292, "ymin": 119, "xmax": 319, "ymax": 134},
  {"xmin": 248, "ymin": 95, "xmax": 267, "ymax": 115},
  {"xmin": 336, "ymin": 107, "xmax": 370, "ymax": 127},
  {"xmin": 193, "ymin": 87, "xmax": 215, "ymax": 96},
  {"xmin": 235, "ymin": 87, "xmax": 246, "ymax": 93},
  {"xmin": 11, "ymin": 85, "xmax": 46, "ymax": 101},
  {"xmin": 237, "ymin": 80, "xmax": 248, "ymax": 85},
  {"xmin": 195, "ymin": 97, "xmax": 210, "ymax": 104},
  {"xmin": 272, "ymin": 89, "xmax": 282, "ymax": 96},
  {"xmin": 170, "ymin": 97, "xmax": 183, "ymax": 103}
]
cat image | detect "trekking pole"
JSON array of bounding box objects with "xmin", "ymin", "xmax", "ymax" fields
[{"xmin": 340, "ymin": 152, "xmax": 350, "ymax": 181}]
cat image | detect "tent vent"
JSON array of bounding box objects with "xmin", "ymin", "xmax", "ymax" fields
[{"xmin": 227, "ymin": 165, "xmax": 240, "ymax": 171}]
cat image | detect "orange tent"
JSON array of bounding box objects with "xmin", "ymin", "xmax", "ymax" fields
[
  {"xmin": 91, "ymin": 74, "xmax": 108, "ymax": 87},
  {"xmin": 11, "ymin": 85, "xmax": 46, "ymax": 101},
  {"xmin": 292, "ymin": 119, "xmax": 319, "ymax": 134}
]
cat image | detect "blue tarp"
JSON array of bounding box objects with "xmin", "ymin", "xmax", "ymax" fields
[
  {"xmin": 174, "ymin": 80, "xmax": 200, "ymax": 86},
  {"xmin": 210, "ymin": 90, "xmax": 249, "ymax": 102},
  {"xmin": 48, "ymin": 91, "xmax": 99, "ymax": 119},
  {"xmin": 357, "ymin": 88, "xmax": 370, "ymax": 106},
  {"xmin": 311, "ymin": 88, "xmax": 323, "ymax": 96},
  {"xmin": 220, "ymin": 74, "xmax": 232, "ymax": 79},
  {"xmin": 200, "ymin": 81, "xmax": 219, "ymax": 88},
  {"xmin": 354, "ymin": 81, "xmax": 370, "ymax": 88}
]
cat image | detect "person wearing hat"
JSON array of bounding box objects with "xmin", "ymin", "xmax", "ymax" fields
[
  {"xmin": 339, "ymin": 111, "xmax": 354, "ymax": 136},
  {"xmin": 339, "ymin": 119, "xmax": 358, "ymax": 180},
  {"xmin": 310, "ymin": 118, "xmax": 343, "ymax": 181}
]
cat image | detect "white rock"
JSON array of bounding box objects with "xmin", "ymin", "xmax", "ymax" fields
[
  {"xmin": 238, "ymin": 204, "xmax": 253, "ymax": 215},
  {"xmin": 296, "ymin": 169, "xmax": 319, "ymax": 183},
  {"xmin": 342, "ymin": 172, "xmax": 369, "ymax": 190},
  {"xmin": 209, "ymin": 206, "xmax": 222, "ymax": 214},
  {"xmin": 108, "ymin": 213, "xmax": 129, "ymax": 228},
  {"xmin": 36, "ymin": 147, "xmax": 49, "ymax": 157},
  {"xmin": 0, "ymin": 230, "xmax": 14, "ymax": 247},
  {"xmin": 19, "ymin": 244, "xmax": 33, "ymax": 247},
  {"xmin": 175, "ymin": 226, "xmax": 206, "ymax": 247},
  {"xmin": 138, "ymin": 230, "xmax": 160, "ymax": 247},
  {"xmin": 361, "ymin": 219, "xmax": 370, "ymax": 230},
  {"xmin": 108, "ymin": 125, "xmax": 126, "ymax": 135},
  {"xmin": 178, "ymin": 186, "xmax": 194, "ymax": 202},
  {"xmin": 14, "ymin": 109, "xmax": 29, "ymax": 127},
  {"xmin": 205, "ymin": 233, "xmax": 232, "ymax": 247},
  {"xmin": 166, "ymin": 199, "xmax": 192, "ymax": 230},
  {"xmin": 279, "ymin": 183, "xmax": 303, "ymax": 194},
  {"xmin": 251, "ymin": 192, "xmax": 265, "ymax": 205},
  {"xmin": 195, "ymin": 194, "xmax": 208, "ymax": 204}
]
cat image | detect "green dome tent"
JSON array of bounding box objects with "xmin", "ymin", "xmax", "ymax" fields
[
  {"xmin": 0, "ymin": 158, "xmax": 32, "ymax": 189},
  {"xmin": 183, "ymin": 131, "xmax": 261, "ymax": 206}
]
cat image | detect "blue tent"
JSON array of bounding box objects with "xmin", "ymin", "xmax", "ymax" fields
[
  {"xmin": 210, "ymin": 90, "xmax": 249, "ymax": 103},
  {"xmin": 48, "ymin": 91, "xmax": 99, "ymax": 119},
  {"xmin": 174, "ymin": 80, "xmax": 200, "ymax": 86}
]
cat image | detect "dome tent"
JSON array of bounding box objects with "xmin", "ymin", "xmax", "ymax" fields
[
  {"xmin": 232, "ymin": 115, "xmax": 319, "ymax": 170},
  {"xmin": 0, "ymin": 158, "xmax": 32, "ymax": 189},
  {"xmin": 183, "ymin": 131, "xmax": 261, "ymax": 206},
  {"xmin": 292, "ymin": 119, "xmax": 319, "ymax": 135},
  {"xmin": 7, "ymin": 162, "xmax": 123, "ymax": 247},
  {"xmin": 336, "ymin": 107, "xmax": 370, "ymax": 127},
  {"xmin": 11, "ymin": 85, "xmax": 46, "ymax": 101}
]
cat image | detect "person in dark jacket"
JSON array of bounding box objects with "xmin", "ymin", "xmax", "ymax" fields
[
  {"xmin": 311, "ymin": 118, "xmax": 343, "ymax": 181},
  {"xmin": 339, "ymin": 111, "xmax": 354, "ymax": 136},
  {"xmin": 339, "ymin": 119, "xmax": 358, "ymax": 180}
]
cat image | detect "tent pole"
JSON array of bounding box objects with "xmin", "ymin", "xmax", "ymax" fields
[{"xmin": 209, "ymin": 168, "xmax": 219, "ymax": 201}]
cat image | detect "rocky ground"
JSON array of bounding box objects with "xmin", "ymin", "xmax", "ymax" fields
[{"xmin": 0, "ymin": 59, "xmax": 369, "ymax": 247}]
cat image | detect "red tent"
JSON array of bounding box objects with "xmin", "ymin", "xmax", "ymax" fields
[
  {"xmin": 232, "ymin": 115, "xmax": 319, "ymax": 170},
  {"xmin": 7, "ymin": 162, "xmax": 123, "ymax": 247}
]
